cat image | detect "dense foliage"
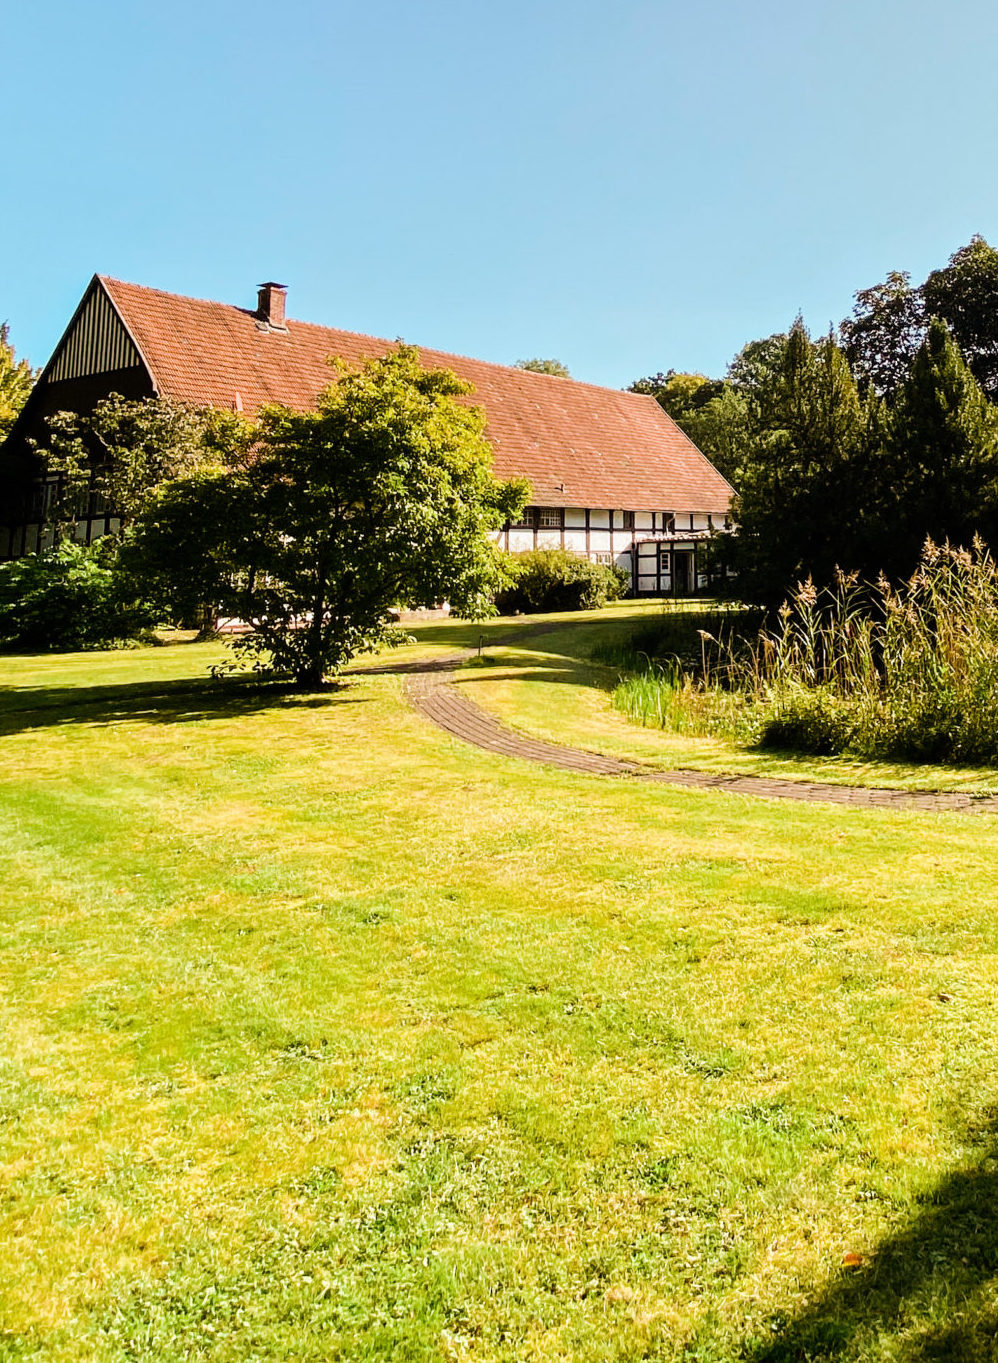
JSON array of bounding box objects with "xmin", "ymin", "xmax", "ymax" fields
[
  {"xmin": 633, "ymin": 235, "xmax": 998, "ymax": 604},
  {"xmin": 0, "ymin": 541, "xmax": 153, "ymax": 651},
  {"xmin": 37, "ymin": 394, "xmax": 253, "ymax": 525},
  {"xmin": 0, "ymin": 322, "xmax": 34, "ymax": 440},
  {"xmin": 921, "ymin": 235, "xmax": 998, "ymax": 400},
  {"xmin": 127, "ymin": 347, "xmax": 529, "ymax": 686},
  {"xmin": 513, "ymin": 358, "xmax": 571, "ymax": 377},
  {"xmin": 495, "ymin": 547, "xmax": 629, "ymax": 614}
]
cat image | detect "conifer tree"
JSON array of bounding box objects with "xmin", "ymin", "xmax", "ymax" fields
[
  {"xmin": 886, "ymin": 317, "xmax": 998, "ymax": 567},
  {"xmin": 733, "ymin": 321, "xmax": 867, "ymax": 603}
]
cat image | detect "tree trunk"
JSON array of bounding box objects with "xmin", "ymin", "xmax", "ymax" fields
[
  {"xmin": 195, "ymin": 602, "xmax": 219, "ymax": 640},
  {"xmin": 293, "ymin": 663, "xmax": 328, "ymax": 690}
]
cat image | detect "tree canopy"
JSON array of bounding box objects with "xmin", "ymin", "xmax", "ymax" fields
[
  {"xmin": 36, "ymin": 394, "xmax": 254, "ymax": 527},
  {"xmin": 0, "ymin": 323, "xmax": 34, "ymax": 441},
  {"xmin": 731, "ymin": 321, "xmax": 870, "ymax": 603},
  {"xmin": 514, "ymin": 358, "xmax": 571, "ymax": 377},
  {"xmin": 839, "ymin": 270, "xmax": 926, "ymax": 399},
  {"xmin": 629, "ymin": 369, "xmax": 741, "ymax": 482},
  {"xmin": 921, "ymin": 235, "xmax": 998, "ymax": 401},
  {"xmin": 629, "ymin": 370, "xmax": 722, "ymax": 421},
  {"xmin": 885, "ymin": 318, "xmax": 998, "ymax": 568},
  {"xmin": 126, "ymin": 347, "xmax": 529, "ymax": 686}
]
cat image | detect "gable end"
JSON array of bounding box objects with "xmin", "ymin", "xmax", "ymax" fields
[{"xmin": 48, "ymin": 280, "xmax": 144, "ymax": 383}]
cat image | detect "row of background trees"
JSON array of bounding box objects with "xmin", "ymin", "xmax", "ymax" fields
[
  {"xmin": 631, "ymin": 235, "xmax": 998, "ymax": 603},
  {"xmin": 3, "ymin": 234, "xmax": 998, "ymax": 664}
]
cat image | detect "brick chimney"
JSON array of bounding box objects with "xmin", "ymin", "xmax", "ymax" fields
[{"xmin": 256, "ymin": 281, "xmax": 288, "ymax": 331}]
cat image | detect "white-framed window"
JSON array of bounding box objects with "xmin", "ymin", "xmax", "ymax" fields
[{"xmin": 538, "ymin": 507, "xmax": 562, "ymax": 528}]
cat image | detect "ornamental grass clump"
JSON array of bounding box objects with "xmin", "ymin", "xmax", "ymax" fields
[
  {"xmin": 611, "ymin": 540, "xmax": 998, "ymax": 766},
  {"xmin": 754, "ymin": 539, "xmax": 998, "ymax": 762}
]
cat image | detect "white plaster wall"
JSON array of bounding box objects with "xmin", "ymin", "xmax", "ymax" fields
[
  {"xmin": 588, "ymin": 530, "xmax": 611, "ymax": 552},
  {"xmin": 564, "ymin": 507, "xmax": 586, "ymax": 528},
  {"xmin": 536, "ymin": 530, "xmax": 561, "ymax": 549},
  {"xmin": 564, "ymin": 528, "xmax": 587, "ymax": 553},
  {"xmin": 508, "ymin": 529, "xmax": 535, "ymax": 552}
]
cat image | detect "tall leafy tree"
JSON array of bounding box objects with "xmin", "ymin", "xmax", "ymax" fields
[
  {"xmin": 921, "ymin": 235, "xmax": 998, "ymax": 400},
  {"xmin": 0, "ymin": 322, "xmax": 34, "ymax": 440},
  {"xmin": 514, "ymin": 358, "xmax": 571, "ymax": 377},
  {"xmin": 629, "ymin": 370, "xmax": 721, "ymax": 420},
  {"xmin": 677, "ymin": 386, "xmax": 748, "ymax": 486},
  {"xmin": 629, "ymin": 370, "xmax": 742, "ymax": 481},
  {"xmin": 840, "ymin": 270, "xmax": 927, "ymax": 399},
  {"xmin": 36, "ymin": 395, "xmax": 253, "ymax": 529},
  {"xmin": 127, "ymin": 347, "xmax": 529, "ymax": 687},
  {"xmin": 726, "ymin": 335, "xmax": 789, "ymax": 395}
]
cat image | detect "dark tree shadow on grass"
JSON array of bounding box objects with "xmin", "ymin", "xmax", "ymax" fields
[
  {"xmin": 0, "ymin": 676, "xmax": 368, "ymax": 737},
  {"xmin": 744, "ymin": 1115, "xmax": 998, "ymax": 1362},
  {"xmin": 454, "ymin": 663, "xmax": 615, "ymax": 692}
]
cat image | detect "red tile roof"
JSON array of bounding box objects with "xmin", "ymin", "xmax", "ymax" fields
[{"xmin": 100, "ymin": 276, "xmax": 733, "ymax": 513}]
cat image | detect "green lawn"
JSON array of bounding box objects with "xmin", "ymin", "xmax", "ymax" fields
[{"xmin": 2, "ymin": 613, "xmax": 998, "ymax": 1361}]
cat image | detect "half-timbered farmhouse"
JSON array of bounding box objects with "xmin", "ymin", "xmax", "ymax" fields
[{"xmin": 0, "ymin": 277, "xmax": 734, "ymax": 594}]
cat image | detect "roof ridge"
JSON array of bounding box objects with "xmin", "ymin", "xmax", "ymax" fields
[
  {"xmin": 91, "ymin": 274, "xmax": 735, "ymax": 510},
  {"xmin": 98, "ymin": 275, "xmax": 650, "ymax": 403}
]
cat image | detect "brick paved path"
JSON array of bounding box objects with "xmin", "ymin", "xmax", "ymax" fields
[{"xmin": 401, "ymin": 651, "xmax": 998, "ymax": 816}]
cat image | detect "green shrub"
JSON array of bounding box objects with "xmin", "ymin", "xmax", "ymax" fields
[
  {"xmin": 495, "ymin": 548, "xmax": 629, "ymax": 614},
  {"xmin": 0, "ymin": 540, "xmax": 155, "ymax": 651},
  {"xmin": 759, "ymin": 686, "xmax": 860, "ymax": 755}
]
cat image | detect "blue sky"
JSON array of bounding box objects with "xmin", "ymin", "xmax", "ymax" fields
[{"xmin": 4, "ymin": 0, "xmax": 998, "ymax": 388}]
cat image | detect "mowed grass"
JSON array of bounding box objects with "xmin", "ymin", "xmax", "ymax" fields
[
  {"xmin": 1, "ymin": 616, "xmax": 998, "ymax": 1361},
  {"xmin": 454, "ymin": 610, "xmax": 998, "ymax": 794}
]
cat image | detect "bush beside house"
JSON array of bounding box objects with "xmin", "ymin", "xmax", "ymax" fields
[{"xmin": 495, "ymin": 548, "xmax": 630, "ymax": 614}]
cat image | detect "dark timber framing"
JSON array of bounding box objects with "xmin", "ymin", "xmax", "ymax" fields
[{"xmin": 0, "ymin": 277, "xmax": 155, "ymax": 558}]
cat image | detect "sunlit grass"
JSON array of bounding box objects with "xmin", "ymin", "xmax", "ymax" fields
[
  {"xmin": 1, "ymin": 613, "xmax": 998, "ymax": 1360},
  {"xmin": 456, "ymin": 611, "xmax": 998, "ymax": 794}
]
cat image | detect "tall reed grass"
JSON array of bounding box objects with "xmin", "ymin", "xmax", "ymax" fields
[{"xmin": 612, "ymin": 541, "xmax": 998, "ymax": 764}]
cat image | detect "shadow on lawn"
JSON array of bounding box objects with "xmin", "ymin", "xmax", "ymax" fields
[
  {"xmin": 456, "ymin": 662, "xmax": 616, "ymax": 693},
  {"xmin": 744, "ymin": 1113, "xmax": 998, "ymax": 1361},
  {"xmin": 0, "ymin": 676, "xmax": 367, "ymax": 736}
]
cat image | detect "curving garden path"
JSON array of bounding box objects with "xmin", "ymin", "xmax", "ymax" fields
[{"xmin": 396, "ymin": 647, "xmax": 998, "ymax": 817}]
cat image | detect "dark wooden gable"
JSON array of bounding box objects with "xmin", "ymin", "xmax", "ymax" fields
[
  {"xmin": 47, "ymin": 278, "xmax": 144, "ymax": 383},
  {"xmin": 0, "ymin": 278, "xmax": 156, "ymax": 543}
]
